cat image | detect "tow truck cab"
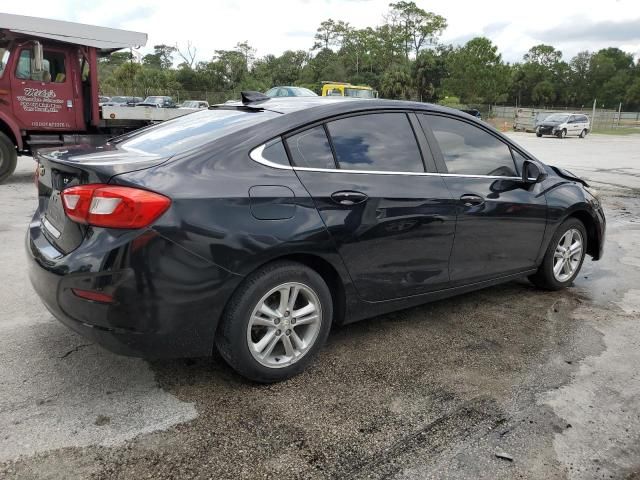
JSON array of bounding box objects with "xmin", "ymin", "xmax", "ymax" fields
[
  {"xmin": 0, "ymin": 13, "xmax": 147, "ymax": 182},
  {"xmin": 320, "ymin": 81, "xmax": 378, "ymax": 99}
]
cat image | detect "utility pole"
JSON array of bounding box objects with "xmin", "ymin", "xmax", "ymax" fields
[{"xmin": 592, "ymin": 99, "xmax": 597, "ymax": 129}]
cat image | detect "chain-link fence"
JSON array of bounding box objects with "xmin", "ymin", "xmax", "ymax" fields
[{"xmin": 492, "ymin": 105, "xmax": 640, "ymax": 131}]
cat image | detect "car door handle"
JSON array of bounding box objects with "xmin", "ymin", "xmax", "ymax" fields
[
  {"xmin": 331, "ymin": 191, "xmax": 368, "ymax": 206},
  {"xmin": 459, "ymin": 194, "xmax": 485, "ymax": 207}
]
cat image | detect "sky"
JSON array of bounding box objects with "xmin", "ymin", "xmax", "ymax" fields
[{"xmin": 3, "ymin": 0, "xmax": 640, "ymax": 64}]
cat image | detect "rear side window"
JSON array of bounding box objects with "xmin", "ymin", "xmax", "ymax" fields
[
  {"xmin": 114, "ymin": 109, "xmax": 278, "ymax": 156},
  {"xmin": 326, "ymin": 113, "xmax": 424, "ymax": 172},
  {"xmin": 286, "ymin": 126, "xmax": 336, "ymax": 169},
  {"xmin": 260, "ymin": 138, "xmax": 290, "ymax": 166},
  {"xmin": 425, "ymin": 115, "xmax": 517, "ymax": 177}
]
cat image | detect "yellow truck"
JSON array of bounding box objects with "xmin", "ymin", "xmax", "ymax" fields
[{"xmin": 321, "ymin": 82, "xmax": 377, "ymax": 98}]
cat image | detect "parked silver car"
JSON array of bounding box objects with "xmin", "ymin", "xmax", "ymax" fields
[{"xmin": 536, "ymin": 113, "xmax": 590, "ymax": 139}]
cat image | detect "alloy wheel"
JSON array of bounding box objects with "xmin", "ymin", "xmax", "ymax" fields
[
  {"xmin": 553, "ymin": 228, "xmax": 583, "ymax": 282},
  {"xmin": 247, "ymin": 282, "xmax": 322, "ymax": 368}
]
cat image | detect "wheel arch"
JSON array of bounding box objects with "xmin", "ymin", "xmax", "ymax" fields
[
  {"xmin": 265, "ymin": 253, "xmax": 347, "ymax": 326},
  {"xmin": 566, "ymin": 209, "xmax": 600, "ymax": 259},
  {"xmin": 221, "ymin": 253, "xmax": 349, "ymax": 329},
  {"xmin": 0, "ymin": 113, "xmax": 23, "ymax": 151}
]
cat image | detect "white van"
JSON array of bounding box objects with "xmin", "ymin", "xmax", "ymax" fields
[{"xmin": 536, "ymin": 113, "xmax": 590, "ymax": 138}]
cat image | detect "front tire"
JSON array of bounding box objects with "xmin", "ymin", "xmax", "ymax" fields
[
  {"xmin": 529, "ymin": 218, "xmax": 587, "ymax": 290},
  {"xmin": 556, "ymin": 129, "xmax": 567, "ymax": 139},
  {"xmin": 215, "ymin": 261, "xmax": 333, "ymax": 383},
  {"xmin": 0, "ymin": 132, "xmax": 18, "ymax": 184},
  {"xmin": 536, "ymin": 132, "xmax": 543, "ymax": 138}
]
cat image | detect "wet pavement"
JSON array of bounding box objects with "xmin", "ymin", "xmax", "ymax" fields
[{"xmin": 1, "ymin": 133, "xmax": 639, "ymax": 479}]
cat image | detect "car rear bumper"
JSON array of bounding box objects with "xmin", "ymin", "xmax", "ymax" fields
[{"xmin": 26, "ymin": 217, "xmax": 243, "ymax": 358}]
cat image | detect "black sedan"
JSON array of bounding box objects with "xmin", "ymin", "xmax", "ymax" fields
[{"xmin": 27, "ymin": 94, "xmax": 605, "ymax": 382}]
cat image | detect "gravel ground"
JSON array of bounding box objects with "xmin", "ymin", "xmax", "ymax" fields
[{"xmin": 0, "ymin": 132, "xmax": 639, "ymax": 479}]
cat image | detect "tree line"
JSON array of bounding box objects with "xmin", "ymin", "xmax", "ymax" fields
[{"xmin": 98, "ymin": 1, "xmax": 640, "ymax": 109}]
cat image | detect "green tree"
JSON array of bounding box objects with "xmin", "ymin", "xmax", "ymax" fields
[
  {"xmin": 142, "ymin": 44, "xmax": 176, "ymax": 69},
  {"xmin": 523, "ymin": 44, "xmax": 562, "ymax": 68},
  {"xmin": 569, "ymin": 51, "xmax": 593, "ymax": 106},
  {"xmin": 412, "ymin": 46, "xmax": 449, "ymax": 101},
  {"xmin": 235, "ymin": 41, "xmax": 256, "ymax": 71},
  {"xmin": 625, "ymin": 78, "xmax": 640, "ymax": 109},
  {"xmin": 213, "ymin": 49, "xmax": 248, "ymax": 89},
  {"xmin": 445, "ymin": 37, "xmax": 509, "ymax": 104},
  {"xmin": 380, "ymin": 64, "xmax": 412, "ymax": 99},
  {"xmin": 388, "ymin": 1, "xmax": 447, "ymax": 58},
  {"xmin": 532, "ymin": 80, "xmax": 556, "ymax": 105},
  {"xmin": 313, "ymin": 19, "xmax": 350, "ymax": 51}
]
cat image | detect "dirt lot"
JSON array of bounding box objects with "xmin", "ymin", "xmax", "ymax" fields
[{"xmin": 1, "ymin": 132, "xmax": 639, "ymax": 479}]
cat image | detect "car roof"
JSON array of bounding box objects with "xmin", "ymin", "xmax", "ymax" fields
[{"xmin": 218, "ymin": 97, "xmax": 455, "ymax": 115}]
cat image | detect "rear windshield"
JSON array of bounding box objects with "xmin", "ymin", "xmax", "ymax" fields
[{"xmin": 112, "ymin": 108, "xmax": 278, "ymax": 156}]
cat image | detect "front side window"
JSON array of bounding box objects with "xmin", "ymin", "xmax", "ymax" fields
[
  {"xmin": 425, "ymin": 115, "xmax": 517, "ymax": 177},
  {"xmin": 15, "ymin": 49, "xmax": 31, "ymax": 80},
  {"xmin": 327, "ymin": 113, "xmax": 424, "ymax": 172},
  {"xmin": 0, "ymin": 43, "xmax": 10, "ymax": 78},
  {"xmin": 286, "ymin": 126, "xmax": 336, "ymax": 169},
  {"xmin": 15, "ymin": 49, "xmax": 66, "ymax": 82}
]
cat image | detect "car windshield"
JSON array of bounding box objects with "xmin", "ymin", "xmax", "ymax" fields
[
  {"xmin": 291, "ymin": 87, "xmax": 317, "ymax": 97},
  {"xmin": 143, "ymin": 96, "xmax": 166, "ymax": 104},
  {"xmin": 344, "ymin": 88, "xmax": 375, "ymax": 98},
  {"xmin": 545, "ymin": 114, "xmax": 569, "ymax": 122},
  {"xmin": 113, "ymin": 108, "xmax": 278, "ymax": 156}
]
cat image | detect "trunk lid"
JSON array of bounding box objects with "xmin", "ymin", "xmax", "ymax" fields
[{"xmin": 35, "ymin": 144, "xmax": 171, "ymax": 254}]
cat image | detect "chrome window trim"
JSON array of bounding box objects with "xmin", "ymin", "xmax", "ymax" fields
[
  {"xmin": 250, "ymin": 142, "xmax": 522, "ymax": 180},
  {"xmin": 249, "ymin": 143, "xmax": 292, "ymax": 170}
]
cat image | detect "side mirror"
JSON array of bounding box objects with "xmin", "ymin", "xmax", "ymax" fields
[{"xmin": 522, "ymin": 160, "xmax": 544, "ymax": 184}]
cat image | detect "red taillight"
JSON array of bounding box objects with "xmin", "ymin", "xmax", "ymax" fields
[
  {"xmin": 72, "ymin": 288, "xmax": 114, "ymax": 303},
  {"xmin": 61, "ymin": 184, "xmax": 171, "ymax": 229}
]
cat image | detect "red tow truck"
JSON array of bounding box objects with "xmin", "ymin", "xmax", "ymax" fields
[{"xmin": 0, "ymin": 13, "xmax": 194, "ymax": 183}]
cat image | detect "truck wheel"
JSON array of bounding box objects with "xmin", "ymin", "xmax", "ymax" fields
[{"xmin": 0, "ymin": 132, "xmax": 18, "ymax": 184}]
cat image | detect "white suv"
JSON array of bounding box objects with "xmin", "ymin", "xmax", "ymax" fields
[{"xmin": 536, "ymin": 113, "xmax": 590, "ymax": 139}]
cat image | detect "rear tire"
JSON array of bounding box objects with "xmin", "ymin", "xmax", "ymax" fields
[
  {"xmin": 215, "ymin": 261, "xmax": 333, "ymax": 383},
  {"xmin": 0, "ymin": 132, "xmax": 18, "ymax": 184},
  {"xmin": 529, "ymin": 218, "xmax": 587, "ymax": 290},
  {"xmin": 579, "ymin": 129, "xmax": 587, "ymax": 138}
]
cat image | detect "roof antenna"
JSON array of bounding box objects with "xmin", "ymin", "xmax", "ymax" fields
[{"xmin": 240, "ymin": 91, "xmax": 270, "ymax": 105}]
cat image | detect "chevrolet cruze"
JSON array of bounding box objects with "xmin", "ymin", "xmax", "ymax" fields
[{"xmin": 27, "ymin": 94, "xmax": 605, "ymax": 382}]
